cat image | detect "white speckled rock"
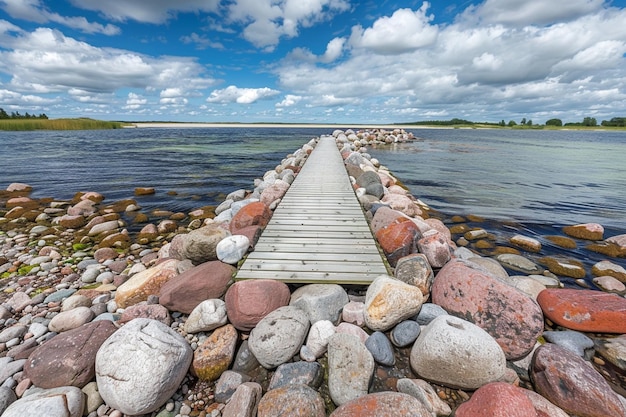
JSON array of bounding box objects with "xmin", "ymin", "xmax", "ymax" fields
[
  {"xmin": 95, "ymin": 318, "xmax": 192, "ymax": 415},
  {"xmin": 2, "ymin": 386, "xmax": 84, "ymax": 417},
  {"xmin": 184, "ymin": 299, "xmax": 228, "ymax": 334},
  {"xmin": 410, "ymin": 315, "xmax": 506, "ymax": 390},
  {"xmin": 248, "ymin": 306, "xmax": 310, "ymax": 369},
  {"xmin": 216, "ymin": 235, "xmax": 250, "ymax": 264},
  {"xmin": 327, "ymin": 333, "xmax": 374, "ymax": 406}
]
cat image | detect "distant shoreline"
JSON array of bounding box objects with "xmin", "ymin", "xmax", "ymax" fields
[{"xmin": 128, "ymin": 122, "xmax": 451, "ymax": 129}]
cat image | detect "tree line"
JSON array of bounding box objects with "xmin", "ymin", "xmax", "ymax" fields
[
  {"xmin": 0, "ymin": 108, "xmax": 48, "ymax": 120},
  {"xmin": 407, "ymin": 116, "xmax": 625, "ymax": 127}
]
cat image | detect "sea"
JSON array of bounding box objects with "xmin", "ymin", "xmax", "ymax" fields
[{"xmin": 2, "ymin": 126, "xmax": 625, "ymax": 284}]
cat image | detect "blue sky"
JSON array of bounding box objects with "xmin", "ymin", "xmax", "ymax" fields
[{"xmin": 0, "ymin": 0, "xmax": 625, "ymax": 124}]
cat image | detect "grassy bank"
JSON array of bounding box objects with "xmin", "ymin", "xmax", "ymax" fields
[{"xmin": 0, "ymin": 118, "xmax": 126, "ymax": 131}]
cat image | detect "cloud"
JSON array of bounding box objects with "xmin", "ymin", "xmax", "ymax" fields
[
  {"xmin": 0, "ymin": 0, "xmax": 120, "ymax": 35},
  {"xmin": 349, "ymin": 4, "xmax": 438, "ymax": 54},
  {"xmin": 466, "ymin": 0, "xmax": 605, "ymax": 26},
  {"xmin": 67, "ymin": 0, "xmax": 220, "ymax": 24},
  {"xmin": 124, "ymin": 92, "xmax": 147, "ymax": 109},
  {"xmin": 180, "ymin": 33, "xmax": 224, "ymax": 50},
  {"xmin": 275, "ymin": 94, "xmax": 302, "ymax": 107},
  {"xmin": 0, "ymin": 27, "xmax": 217, "ymax": 94},
  {"xmin": 206, "ymin": 85, "xmax": 280, "ymax": 104},
  {"xmin": 320, "ymin": 37, "xmax": 345, "ymax": 63},
  {"xmin": 228, "ymin": 0, "xmax": 350, "ymax": 50}
]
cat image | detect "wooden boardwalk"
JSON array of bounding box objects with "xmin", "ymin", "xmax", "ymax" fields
[{"xmin": 235, "ymin": 135, "xmax": 389, "ymax": 284}]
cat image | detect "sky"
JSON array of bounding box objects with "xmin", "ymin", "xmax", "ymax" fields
[{"xmin": 0, "ymin": 0, "xmax": 625, "ymax": 124}]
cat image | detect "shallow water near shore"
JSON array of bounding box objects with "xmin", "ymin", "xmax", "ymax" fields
[{"xmin": 2, "ymin": 126, "xmax": 625, "ymax": 284}]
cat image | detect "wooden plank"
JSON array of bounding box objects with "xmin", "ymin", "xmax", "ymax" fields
[{"xmin": 235, "ymin": 135, "xmax": 388, "ymax": 284}]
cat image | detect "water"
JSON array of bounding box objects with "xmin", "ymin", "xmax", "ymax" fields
[{"xmin": 2, "ymin": 126, "xmax": 625, "ymax": 284}]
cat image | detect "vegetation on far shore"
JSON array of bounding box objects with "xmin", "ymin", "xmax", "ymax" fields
[
  {"xmin": 399, "ymin": 116, "xmax": 626, "ymax": 130},
  {"xmin": 0, "ymin": 108, "xmax": 126, "ymax": 130}
]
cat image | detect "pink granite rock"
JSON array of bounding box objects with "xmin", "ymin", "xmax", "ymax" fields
[
  {"xmin": 375, "ymin": 219, "xmax": 420, "ymax": 267},
  {"xmin": 330, "ymin": 392, "xmax": 431, "ymax": 417},
  {"xmin": 431, "ymin": 260, "xmax": 544, "ymax": 360},
  {"xmin": 417, "ymin": 229, "xmax": 452, "ymax": 268},
  {"xmin": 370, "ymin": 206, "xmax": 403, "ymax": 234},
  {"xmin": 260, "ymin": 180, "xmax": 290, "ymax": 206},
  {"xmin": 531, "ymin": 343, "xmax": 626, "ymax": 417},
  {"xmin": 225, "ymin": 279, "xmax": 291, "ymax": 331},
  {"xmin": 119, "ymin": 303, "xmax": 171, "ymax": 326},
  {"xmin": 159, "ymin": 260, "xmax": 235, "ymax": 314},
  {"xmin": 229, "ymin": 202, "xmax": 272, "ymax": 233},
  {"xmin": 455, "ymin": 382, "xmax": 538, "ymax": 417}
]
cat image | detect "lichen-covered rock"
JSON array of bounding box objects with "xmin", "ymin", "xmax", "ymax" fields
[
  {"xmin": 563, "ymin": 223, "xmax": 604, "ymax": 241},
  {"xmin": 192, "ymin": 324, "xmax": 238, "ymax": 381}
]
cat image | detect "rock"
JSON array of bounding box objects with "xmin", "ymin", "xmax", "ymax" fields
[
  {"xmin": 370, "ymin": 206, "xmax": 403, "ymax": 234},
  {"xmin": 495, "ymin": 253, "xmax": 543, "ymax": 275},
  {"xmin": 81, "ymin": 381, "xmax": 103, "ymax": 415},
  {"xmin": 531, "ymin": 343, "xmax": 626, "ymax": 417},
  {"xmin": 248, "ymin": 306, "xmax": 310, "ymax": 369},
  {"xmin": 593, "ymin": 275, "xmax": 626, "ymax": 293},
  {"xmin": 221, "ymin": 382, "xmax": 262, "ymax": 417},
  {"xmin": 563, "ymin": 222, "xmax": 604, "ymax": 240},
  {"xmin": 0, "ymin": 386, "xmax": 17, "ymax": 415},
  {"xmin": 335, "ymin": 322, "xmax": 369, "ymax": 344},
  {"xmin": 304, "ymin": 320, "xmax": 336, "ymax": 358},
  {"xmin": 229, "ymin": 201, "xmax": 271, "ymax": 233},
  {"xmin": 592, "ymin": 260, "xmax": 626, "ymax": 282},
  {"xmin": 431, "ymin": 260, "xmax": 544, "ymax": 360},
  {"xmin": 375, "ymin": 219, "xmax": 420, "ymax": 266},
  {"xmin": 0, "ymin": 325, "xmax": 27, "ymax": 343},
  {"xmin": 48, "ymin": 306, "xmax": 95, "ymax": 333},
  {"xmin": 94, "ymin": 247, "xmax": 118, "ymax": 262},
  {"xmin": 417, "ymin": 230, "xmax": 452, "ymax": 268},
  {"xmin": 364, "ymin": 275, "xmax": 424, "ymax": 332},
  {"xmin": 24, "ymin": 320, "xmax": 117, "ymax": 389},
  {"xmin": 232, "ymin": 225, "xmax": 262, "ymax": 248},
  {"xmin": 594, "ymin": 334, "xmax": 626, "ymax": 371},
  {"xmin": 268, "ymin": 361, "xmax": 323, "ymax": 390},
  {"xmin": 214, "ymin": 370, "xmax": 252, "ymax": 403},
  {"xmin": 510, "ymin": 235, "xmax": 542, "ymax": 252},
  {"xmin": 289, "ymin": 284, "xmax": 349, "ymax": 325},
  {"xmin": 216, "ymin": 235, "xmax": 250, "ymax": 264},
  {"xmin": 390, "ymin": 320, "xmax": 421, "ymax": 347},
  {"xmin": 192, "ymin": 324, "xmax": 238, "ymax": 381},
  {"xmin": 522, "ymin": 389, "xmax": 570, "ymax": 417},
  {"xmin": 394, "ymin": 253, "xmax": 434, "ymax": 297},
  {"xmin": 468, "ymin": 256, "xmax": 509, "ymax": 280},
  {"xmin": 414, "ymin": 303, "xmax": 448, "ymax": 325},
  {"xmin": 225, "ymin": 279, "xmax": 291, "ymax": 331},
  {"xmin": 118, "ymin": 303, "xmax": 171, "ymax": 326},
  {"xmin": 330, "ymin": 392, "xmax": 432, "ymax": 417},
  {"xmin": 1, "ymin": 386, "xmax": 84, "ymax": 417},
  {"xmin": 537, "ymin": 288, "xmax": 626, "ymax": 333},
  {"xmin": 6, "ymin": 182, "xmax": 32, "ymax": 192},
  {"xmin": 341, "ymin": 300, "xmax": 365, "ymax": 326},
  {"xmin": 365, "ymin": 331, "xmax": 395, "ymax": 366},
  {"xmin": 327, "ymin": 333, "xmax": 374, "ymax": 406},
  {"xmin": 232, "ymin": 340, "xmax": 260, "ymax": 374},
  {"xmin": 88, "ymin": 220, "xmax": 119, "ymax": 236},
  {"xmin": 356, "ymin": 171, "xmax": 384, "ymax": 199},
  {"xmin": 179, "ymin": 224, "xmax": 230, "ymax": 264},
  {"xmin": 56, "ymin": 214, "xmax": 86, "ymax": 229},
  {"xmin": 381, "ymin": 193, "xmax": 421, "ymax": 217},
  {"xmin": 257, "ymin": 384, "xmax": 325, "ymax": 417},
  {"xmin": 455, "ymin": 382, "xmax": 538, "ymax": 417},
  {"xmin": 134, "ymin": 187, "xmax": 155, "ymax": 196},
  {"xmin": 410, "ymin": 315, "xmax": 506, "ymax": 390},
  {"xmin": 543, "ymin": 330, "xmax": 594, "ymax": 359},
  {"xmin": 159, "ymin": 260, "xmax": 234, "ymax": 314},
  {"xmin": 396, "ymin": 378, "xmax": 452, "ymax": 416},
  {"xmin": 0, "ymin": 358, "xmax": 25, "ymax": 386},
  {"xmin": 539, "ymin": 256, "xmax": 586, "ymax": 279},
  {"xmin": 95, "ymin": 318, "xmax": 192, "ymax": 415},
  {"xmin": 184, "ymin": 299, "xmax": 228, "ymax": 333},
  {"xmin": 508, "ymin": 275, "xmax": 547, "ymax": 300},
  {"xmin": 260, "ymin": 180, "xmax": 290, "ymax": 206},
  {"xmin": 115, "ymin": 258, "xmax": 180, "ymax": 309}
]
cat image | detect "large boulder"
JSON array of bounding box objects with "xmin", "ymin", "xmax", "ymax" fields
[
  {"xmin": 177, "ymin": 224, "xmax": 230, "ymax": 264},
  {"xmin": 364, "ymin": 275, "xmax": 424, "ymax": 332},
  {"xmin": 327, "ymin": 333, "xmax": 374, "ymax": 406},
  {"xmin": 115, "ymin": 258, "xmax": 180, "ymax": 309},
  {"xmin": 95, "ymin": 318, "xmax": 192, "ymax": 415},
  {"xmin": 1, "ymin": 386, "xmax": 84, "ymax": 417},
  {"xmin": 159, "ymin": 260, "xmax": 235, "ymax": 314},
  {"xmin": 229, "ymin": 201, "xmax": 272, "ymax": 233},
  {"xmin": 225, "ymin": 279, "xmax": 291, "ymax": 331},
  {"xmin": 410, "ymin": 315, "xmax": 506, "ymax": 390},
  {"xmin": 431, "ymin": 260, "xmax": 544, "ymax": 360},
  {"xmin": 289, "ymin": 284, "xmax": 349, "ymax": 325},
  {"xmin": 24, "ymin": 321, "xmax": 117, "ymax": 389},
  {"xmin": 192, "ymin": 324, "xmax": 238, "ymax": 381}
]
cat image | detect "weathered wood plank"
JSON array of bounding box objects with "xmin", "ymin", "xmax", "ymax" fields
[{"xmin": 235, "ymin": 135, "xmax": 388, "ymax": 284}]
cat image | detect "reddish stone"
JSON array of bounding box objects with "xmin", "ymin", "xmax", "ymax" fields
[
  {"xmin": 231, "ymin": 225, "xmax": 263, "ymax": 248},
  {"xmin": 537, "ymin": 288, "xmax": 626, "ymax": 333},
  {"xmin": 229, "ymin": 202, "xmax": 271, "ymax": 233},
  {"xmin": 431, "ymin": 260, "xmax": 544, "ymax": 360},
  {"xmin": 6, "ymin": 196, "xmax": 38, "ymax": 210},
  {"xmin": 455, "ymin": 382, "xmax": 538, "ymax": 417},
  {"xmin": 24, "ymin": 321, "xmax": 117, "ymax": 389},
  {"xmin": 225, "ymin": 279, "xmax": 291, "ymax": 331},
  {"xmin": 375, "ymin": 219, "xmax": 420, "ymax": 267},
  {"xmin": 159, "ymin": 260, "xmax": 235, "ymax": 314},
  {"xmin": 258, "ymin": 384, "xmax": 325, "ymax": 417},
  {"xmin": 192, "ymin": 324, "xmax": 238, "ymax": 381},
  {"xmin": 370, "ymin": 206, "xmax": 403, "ymax": 234},
  {"xmin": 57, "ymin": 215, "xmax": 87, "ymax": 229},
  {"xmin": 119, "ymin": 303, "xmax": 171, "ymax": 326},
  {"xmin": 94, "ymin": 247, "xmax": 118, "ymax": 262},
  {"xmin": 330, "ymin": 392, "xmax": 431, "ymax": 417},
  {"xmin": 531, "ymin": 343, "xmax": 626, "ymax": 417},
  {"xmin": 417, "ymin": 230, "xmax": 451, "ymax": 268}
]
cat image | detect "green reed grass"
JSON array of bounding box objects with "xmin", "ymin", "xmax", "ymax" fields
[{"xmin": 0, "ymin": 118, "xmax": 126, "ymax": 131}]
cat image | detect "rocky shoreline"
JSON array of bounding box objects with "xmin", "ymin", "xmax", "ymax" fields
[{"xmin": 1, "ymin": 128, "xmax": 626, "ymax": 417}]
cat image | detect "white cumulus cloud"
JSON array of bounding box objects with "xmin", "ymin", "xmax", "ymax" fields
[{"xmin": 207, "ymin": 85, "xmax": 280, "ymax": 104}]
